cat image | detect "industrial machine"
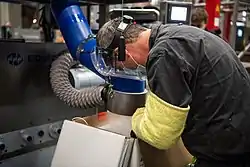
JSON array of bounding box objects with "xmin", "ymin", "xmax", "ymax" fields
[
  {"xmin": 0, "ymin": 0, "xmax": 148, "ymax": 166},
  {"xmin": 49, "ymin": 0, "xmax": 147, "ymax": 109},
  {"xmin": 0, "ymin": 41, "xmax": 106, "ymax": 166}
]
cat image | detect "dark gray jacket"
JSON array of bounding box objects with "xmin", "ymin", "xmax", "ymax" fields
[{"xmin": 147, "ymin": 24, "xmax": 250, "ymax": 164}]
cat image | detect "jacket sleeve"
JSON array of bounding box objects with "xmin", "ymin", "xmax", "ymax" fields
[
  {"xmin": 132, "ymin": 51, "xmax": 193, "ymax": 150},
  {"xmin": 147, "ymin": 51, "xmax": 192, "ymax": 108}
]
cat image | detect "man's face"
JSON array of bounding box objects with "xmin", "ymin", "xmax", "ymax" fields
[{"xmin": 111, "ymin": 46, "xmax": 139, "ymax": 70}]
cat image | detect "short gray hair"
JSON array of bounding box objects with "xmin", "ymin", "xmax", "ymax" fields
[
  {"xmin": 96, "ymin": 17, "xmax": 147, "ymax": 49},
  {"xmin": 96, "ymin": 17, "xmax": 121, "ymax": 49}
]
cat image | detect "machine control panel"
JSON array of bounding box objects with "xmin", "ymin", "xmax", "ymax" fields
[
  {"xmin": 160, "ymin": 1, "xmax": 192, "ymax": 25},
  {"xmin": 0, "ymin": 121, "xmax": 63, "ymax": 159}
]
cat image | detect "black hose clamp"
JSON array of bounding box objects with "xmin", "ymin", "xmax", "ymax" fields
[{"xmin": 101, "ymin": 84, "xmax": 114, "ymax": 102}]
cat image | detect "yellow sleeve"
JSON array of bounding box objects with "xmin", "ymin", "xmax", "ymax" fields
[{"xmin": 132, "ymin": 91, "xmax": 189, "ymax": 150}]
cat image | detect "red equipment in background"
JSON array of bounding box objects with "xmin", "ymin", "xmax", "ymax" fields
[{"xmin": 205, "ymin": 0, "xmax": 221, "ymax": 30}]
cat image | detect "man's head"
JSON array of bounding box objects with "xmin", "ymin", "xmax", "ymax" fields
[
  {"xmin": 96, "ymin": 17, "xmax": 150, "ymax": 69},
  {"xmin": 191, "ymin": 8, "xmax": 208, "ymax": 29}
]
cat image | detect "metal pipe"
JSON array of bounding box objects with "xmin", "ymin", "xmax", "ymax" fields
[
  {"xmin": 238, "ymin": 43, "xmax": 250, "ymax": 59},
  {"xmin": 230, "ymin": 0, "xmax": 239, "ymax": 50},
  {"xmin": 69, "ymin": 67, "xmax": 105, "ymax": 89}
]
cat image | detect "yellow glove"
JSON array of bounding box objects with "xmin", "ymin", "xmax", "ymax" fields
[{"xmin": 132, "ymin": 91, "xmax": 189, "ymax": 150}]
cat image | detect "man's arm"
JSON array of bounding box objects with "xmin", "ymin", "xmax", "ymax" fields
[{"xmin": 132, "ymin": 51, "xmax": 192, "ymax": 150}]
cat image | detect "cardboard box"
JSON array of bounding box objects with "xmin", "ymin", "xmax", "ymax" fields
[{"xmin": 51, "ymin": 112, "xmax": 192, "ymax": 167}]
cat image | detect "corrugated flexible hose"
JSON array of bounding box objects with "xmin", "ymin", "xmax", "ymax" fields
[{"xmin": 50, "ymin": 52, "xmax": 104, "ymax": 109}]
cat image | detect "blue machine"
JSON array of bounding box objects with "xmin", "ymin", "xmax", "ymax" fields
[{"xmin": 51, "ymin": 0, "xmax": 145, "ymax": 93}]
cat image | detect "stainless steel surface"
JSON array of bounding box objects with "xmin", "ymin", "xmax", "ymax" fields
[
  {"xmin": 107, "ymin": 90, "xmax": 147, "ymax": 116},
  {"xmin": 69, "ymin": 67, "xmax": 105, "ymax": 89}
]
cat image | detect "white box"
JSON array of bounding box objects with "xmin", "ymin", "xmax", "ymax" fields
[{"xmin": 51, "ymin": 120, "xmax": 141, "ymax": 167}]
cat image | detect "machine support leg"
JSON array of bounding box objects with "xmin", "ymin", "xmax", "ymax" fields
[
  {"xmin": 230, "ymin": 0, "xmax": 239, "ymax": 50},
  {"xmin": 223, "ymin": 11, "xmax": 233, "ymax": 42}
]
